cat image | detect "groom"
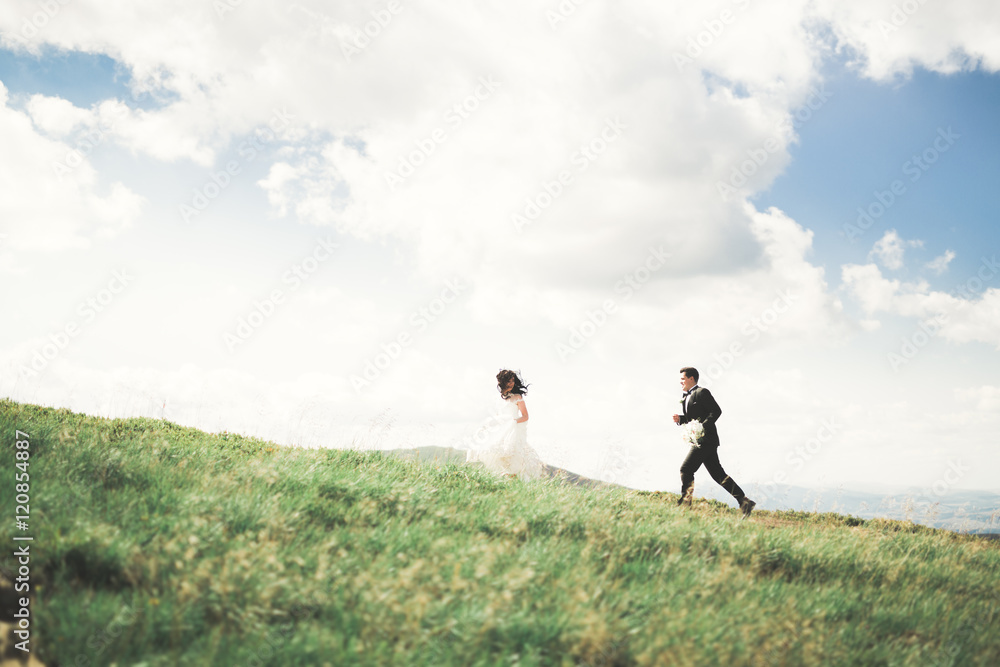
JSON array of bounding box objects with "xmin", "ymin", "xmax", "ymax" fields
[{"xmin": 672, "ymin": 366, "xmax": 755, "ymax": 517}]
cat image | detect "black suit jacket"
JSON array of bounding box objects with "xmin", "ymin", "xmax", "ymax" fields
[{"xmin": 678, "ymin": 386, "xmax": 722, "ymax": 447}]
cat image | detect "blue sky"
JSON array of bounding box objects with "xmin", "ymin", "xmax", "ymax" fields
[
  {"xmin": 0, "ymin": 48, "xmax": 135, "ymax": 107},
  {"xmin": 758, "ymin": 64, "xmax": 1000, "ymax": 289},
  {"xmin": 1, "ymin": 1, "xmax": 999, "ymax": 517},
  {"xmin": 5, "ymin": 47, "xmax": 995, "ymax": 291},
  {"xmin": 2, "ymin": 47, "xmax": 995, "ymax": 281}
]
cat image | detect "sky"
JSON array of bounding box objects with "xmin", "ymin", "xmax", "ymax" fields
[{"xmin": 1, "ymin": 0, "xmax": 999, "ymax": 502}]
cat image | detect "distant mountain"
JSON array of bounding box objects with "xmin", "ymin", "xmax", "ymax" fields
[
  {"xmin": 748, "ymin": 484, "xmax": 1000, "ymax": 534},
  {"xmin": 685, "ymin": 481, "xmax": 1000, "ymax": 534},
  {"xmin": 385, "ymin": 447, "xmax": 1000, "ymax": 534}
]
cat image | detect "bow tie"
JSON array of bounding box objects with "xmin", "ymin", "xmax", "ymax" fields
[{"xmin": 683, "ymin": 389, "xmax": 694, "ymax": 397}]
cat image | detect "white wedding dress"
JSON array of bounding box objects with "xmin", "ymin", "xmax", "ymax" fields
[{"xmin": 465, "ymin": 395, "xmax": 547, "ymax": 480}]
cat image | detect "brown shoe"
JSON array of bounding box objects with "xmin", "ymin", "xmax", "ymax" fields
[{"xmin": 740, "ymin": 498, "xmax": 756, "ymax": 518}]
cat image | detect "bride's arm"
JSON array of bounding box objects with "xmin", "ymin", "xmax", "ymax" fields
[{"xmin": 515, "ymin": 397, "xmax": 529, "ymax": 423}]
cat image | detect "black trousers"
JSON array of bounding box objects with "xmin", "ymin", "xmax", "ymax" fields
[{"xmin": 680, "ymin": 444, "xmax": 745, "ymax": 503}]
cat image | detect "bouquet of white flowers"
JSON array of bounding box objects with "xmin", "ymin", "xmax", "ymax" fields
[{"xmin": 681, "ymin": 420, "xmax": 704, "ymax": 447}]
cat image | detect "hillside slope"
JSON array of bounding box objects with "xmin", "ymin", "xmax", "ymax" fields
[
  {"xmin": 386, "ymin": 446, "xmax": 1000, "ymax": 533},
  {"xmin": 387, "ymin": 445, "xmax": 621, "ymax": 489},
  {"xmin": 1, "ymin": 399, "xmax": 998, "ymax": 666}
]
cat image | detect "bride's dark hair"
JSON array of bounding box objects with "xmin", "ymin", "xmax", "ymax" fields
[{"xmin": 497, "ymin": 369, "xmax": 529, "ymax": 399}]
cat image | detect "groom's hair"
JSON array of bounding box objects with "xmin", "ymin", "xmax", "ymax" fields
[{"xmin": 680, "ymin": 366, "xmax": 699, "ymax": 382}]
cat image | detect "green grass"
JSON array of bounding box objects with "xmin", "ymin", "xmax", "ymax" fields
[{"xmin": 1, "ymin": 398, "xmax": 998, "ymax": 666}]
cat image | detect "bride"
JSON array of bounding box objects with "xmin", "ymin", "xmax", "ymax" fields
[{"xmin": 466, "ymin": 370, "xmax": 547, "ymax": 480}]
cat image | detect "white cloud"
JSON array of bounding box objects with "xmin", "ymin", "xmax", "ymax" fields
[
  {"xmin": 108, "ymin": 102, "xmax": 219, "ymax": 166},
  {"xmin": 0, "ymin": 82, "xmax": 144, "ymax": 265},
  {"xmin": 926, "ymin": 249, "xmax": 956, "ymax": 274},
  {"xmin": 812, "ymin": 0, "xmax": 1000, "ymax": 81},
  {"xmin": 869, "ymin": 229, "xmax": 923, "ymax": 270},
  {"xmin": 842, "ymin": 260, "xmax": 1000, "ymax": 348},
  {"xmin": 0, "ymin": 0, "xmax": 833, "ymax": 287},
  {"xmin": 841, "ymin": 264, "xmax": 906, "ymax": 313},
  {"xmin": 1, "ymin": 1, "xmax": 999, "ymax": 494},
  {"xmin": 1, "ymin": 1, "xmax": 994, "ymax": 288},
  {"xmin": 955, "ymin": 385, "xmax": 1000, "ymax": 412},
  {"xmin": 25, "ymin": 93, "xmax": 92, "ymax": 136}
]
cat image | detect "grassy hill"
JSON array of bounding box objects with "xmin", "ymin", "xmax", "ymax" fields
[
  {"xmin": 387, "ymin": 445, "xmax": 621, "ymax": 489},
  {"xmin": 1, "ymin": 398, "xmax": 998, "ymax": 666}
]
